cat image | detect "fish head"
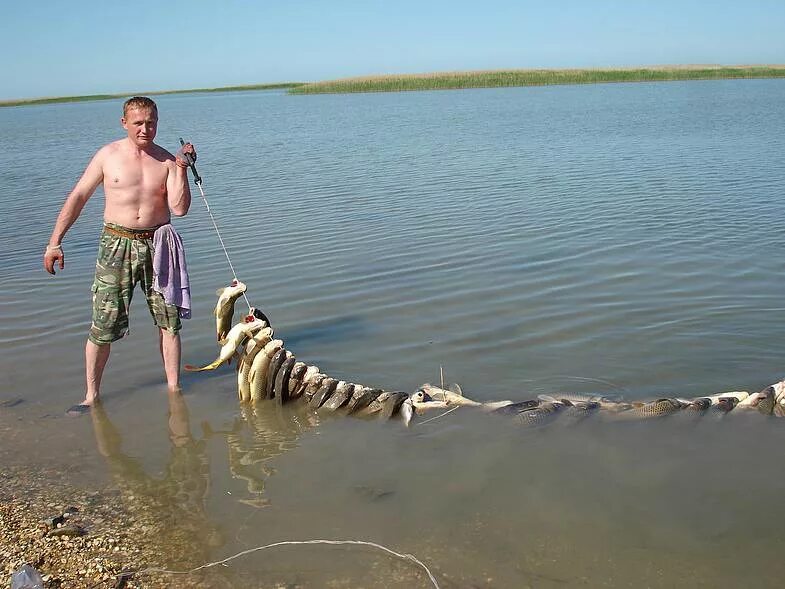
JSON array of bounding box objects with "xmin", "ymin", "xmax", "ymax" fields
[
  {"xmin": 229, "ymin": 279, "xmax": 247, "ymax": 293},
  {"xmin": 216, "ymin": 279, "xmax": 247, "ymax": 298},
  {"xmin": 410, "ymin": 389, "xmax": 432, "ymax": 403},
  {"xmin": 691, "ymin": 398, "xmax": 712, "ymax": 410},
  {"xmin": 755, "ymin": 386, "xmax": 776, "ymax": 415},
  {"xmin": 715, "ymin": 398, "xmax": 737, "ymax": 411},
  {"xmin": 764, "ymin": 380, "xmax": 785, "ymax": 409}
]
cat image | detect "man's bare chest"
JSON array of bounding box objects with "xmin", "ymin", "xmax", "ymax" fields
[{"xmin": 104, "ymin": 157, "xmax": 168, "ymax": 193}]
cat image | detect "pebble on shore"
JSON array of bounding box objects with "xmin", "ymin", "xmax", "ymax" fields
[{"xmin": 0, "ymin": 465, "xmax": 229, "ymax": 589}]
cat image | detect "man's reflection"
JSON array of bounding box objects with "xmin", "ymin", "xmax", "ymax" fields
[{"xmin": 89, "ymin": 391, "xmax": 225, "ymax": 569}]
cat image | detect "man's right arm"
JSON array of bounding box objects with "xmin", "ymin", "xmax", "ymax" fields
[{"xmin": 44, "ymin": 149, "xmax": 105, "ymax": 274}]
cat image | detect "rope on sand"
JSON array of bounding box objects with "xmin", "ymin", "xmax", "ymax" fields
[{"xmin": 92, "ymin": 538, "xmax": 441, "ymax": 589}]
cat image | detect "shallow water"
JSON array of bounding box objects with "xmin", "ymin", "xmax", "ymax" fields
[{"xmin": 2, "ymin": 80, "xmax": 785, "ymax": 587}]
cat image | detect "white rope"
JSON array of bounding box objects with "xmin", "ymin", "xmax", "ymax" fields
[
  {"xmin": 125, "ymin": 538, "xmax": 441, "ymax": 588},
  {"xmin": 417, "ymin": 406, "xmax": 461, "ymax": 425},
  {"xmin": 194, "ymin": 180, "xmax": 252, "ymax": 313}
]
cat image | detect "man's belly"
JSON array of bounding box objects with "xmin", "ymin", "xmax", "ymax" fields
[{"xmin": 104, "ymin": 194, "xmax": 170, "ymax": 229}]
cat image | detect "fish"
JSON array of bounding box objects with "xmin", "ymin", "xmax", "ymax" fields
[
  {"xmin": 417, "ymin": 383, "xmax": 482, "ymax": 407},
  {"xmin": 667, "ymin": 397, "xmax": 711, "ymax": 423},
  {"xmin": 539, "ymin": 392, "xmax": 621, "ymax": 410},
  {"xmin": 358, "ymin": 391, "xmax": 390, "ymax": 416},
  {"xmin": 684, "ymin": 398, "xmax": 712, "ymax": 412},
  {"xmin": 310, "ymin": 378, "xmax": 339, "ymax": 409},
  {"xmin": 610, "ymin": 398, "xmax": 685, "ymax": 421},
  {"xmin": 249, "ymin": 306, "xmax": 271, "ymax": 328},
  {"xmin": 516, "ymin": 401, "xmax": 568, "ymax": 427},
  {"xmin": 409, "ymin": 390, "xmax": 452, "ymax": 413},
  {"xmin": 400, "ymin": 398, "xmax": 414, "ymax": 426},
  {"xmin": 380, "ymin": 391, "xmax": 409, "ymax": 419},
  {"xmin": 560, "ymin": 401, "xmax": 601, "ymax": 423},
  {"xmin": 321, "ymin": 382, "xmax": 355, "ymax": 411},
  {"xmin": 481, "ymin": 400, "xmax": 516, "ymax": 411},
  {"xmin": 734, "ymin": 388, "xmax": 772, "ymax": 414},
  {"xmin": 703, "ymin": 391, "xmax": 749, "ymax": 404},
  {"xmin": 237, "ymin": 328, "xmax": 273, "ymax": 402},
  {"xmin": 185, "ymin": 316, "xmax": 266, "ymax": 371},
  {"xmin": 265, "ymin": 349, "xmax": 289, "ymax": 400},
  {"xmin": 273, "ymin": 355, "xmax": 297, "ymax": 404},
  {"xmin": 214, "ymin": 280, "xmax": 247, "ymax": 342},
  {"xmin": 709, "ymin": 396, "xmax": 739, "ymax": 416},
  {"xmin": 286, "ymin": 362, "xmax": 308, "ymax": 401},
  {"xmin": 752, "ymin": 385, "xmax": 776, "ymax": 416},
  {"xmin": 248, "ymin": 339, "xmax": 283, "ymax": 402},
  {"xmin": 347, "ymin": 387, "xmax": 383, "ymax": 414},
  {"xmin": 301, "ymin": 371, "xmax": 327, "ymax": 403},
  {"xmin": 491, "ymin": 399, "xmax": 541, "ymax": 415},
  {"xmin": 771, "ymin": 380, "xmax": 785, "ymax": 406}
]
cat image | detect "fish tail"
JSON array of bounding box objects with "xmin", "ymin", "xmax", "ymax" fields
[{"xmin": 184, "ymin": 360, "xmax": 223, "ymax": 372}]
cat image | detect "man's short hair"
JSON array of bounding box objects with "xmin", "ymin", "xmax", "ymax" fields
[{"xmin": 123, "ymin": 96, "xmax": 158, "ymax": 117}]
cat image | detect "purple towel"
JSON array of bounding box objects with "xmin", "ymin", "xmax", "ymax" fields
[{"xmin": 152, "ymin": 224, "xmax": 191, "ymax": 319}]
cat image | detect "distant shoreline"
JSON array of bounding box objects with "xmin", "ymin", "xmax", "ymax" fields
[
  {"xmin": 3, "ymin": 65, "xmax": 784, "ymax": 107},
  {"xmin": 0, "ymin": 82, "xmax": 304, "ymax": 108},
  {"xmin": 290, "ymin": 65, "xmax": 785, "ymax": 95}
]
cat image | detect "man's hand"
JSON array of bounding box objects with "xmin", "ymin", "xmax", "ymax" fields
[
  {"xmin": 44, "ymin": 245, "xmax": 65, "ymax": 275},
  {"xmin": 175, "ymin": 143, "xmax": 197, "ymax": 169}
]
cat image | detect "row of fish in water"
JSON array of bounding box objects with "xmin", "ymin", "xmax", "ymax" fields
[
  {"xmin": 185, "ymin": 280, "xmax": 785, "ymax": 427},
  {"xmin": 185, "ymin": 281, "xmax": 419, "ymax": 424}
]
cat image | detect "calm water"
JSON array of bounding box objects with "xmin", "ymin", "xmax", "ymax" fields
[{"xmin": 2, "ymin": 80, "xmax": 785, "ymax": 587}]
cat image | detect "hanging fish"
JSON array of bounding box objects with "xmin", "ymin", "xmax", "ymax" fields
[
  {"xmin": 214, "ymin": 280, "xmax": 247, "ymax": 342},
  {"xmin": 185, "ymin": 316, "xmax": 266, "ymax": 371}
]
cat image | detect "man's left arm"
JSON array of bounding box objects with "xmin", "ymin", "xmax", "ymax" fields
[{"xmin": 167, "ymin": 143, "xmax": 194, "ymax": 216}]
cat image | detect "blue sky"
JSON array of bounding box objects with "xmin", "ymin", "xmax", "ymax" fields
[{"xmin": 2, "ymin": 0, "xmax": 784, "ymax": 100}]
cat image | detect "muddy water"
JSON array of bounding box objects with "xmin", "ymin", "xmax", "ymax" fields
[{"xmin": 2, "ymin": 79, "xmax": 785, "ymax": 587}]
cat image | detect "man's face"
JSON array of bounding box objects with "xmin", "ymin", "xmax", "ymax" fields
[{"xmin": 121, "ymin": 107, "xmax": 158, "ymax": 146}]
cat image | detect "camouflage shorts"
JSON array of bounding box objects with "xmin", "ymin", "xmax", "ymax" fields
[{"xmin": 89, "ymin": 223, "xmax": 182, "ymax": 345}]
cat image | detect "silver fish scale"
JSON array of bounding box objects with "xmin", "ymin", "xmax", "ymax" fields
[
  {"xmin": 516, "ymin": 403, "xmax": 566, "ymax": 426},
  {"xmin": 709, "ymin": 398, "xmax": 738, "ymax": 415},
  {"xmin": 545, "ymin": 393, "xmax": 616, "ymax": 404},
  {"xmin": 756, "ymin": 387, "xmax": 776, "ymax": 415},
  {"xmin": 560, "ymin": 401, "xmax": 601, "ymax": 422},
  {"xmin": 614, "ymin": 398, "xmax": 683, "ymax": 420},
  {"xmin": 492, "ymin": 400, "xmax": 540, "ymax": 415}
]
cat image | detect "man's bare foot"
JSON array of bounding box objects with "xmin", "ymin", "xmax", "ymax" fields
[{"xmin": 66, "ymin": 398, "xmax": 99, "ymax": 416}]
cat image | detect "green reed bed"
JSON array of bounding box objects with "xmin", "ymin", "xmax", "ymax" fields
[
  {"xmin": 289, "ymin": 66, "xmax": 785, "ymax": 95},
  {"xmin": 0, "ymin": 83, "xmax": 305, "ymax": 108}
]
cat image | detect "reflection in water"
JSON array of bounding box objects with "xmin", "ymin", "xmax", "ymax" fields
[
  {"xmin": 89, "ymin": 393, "xmax": 227, "ymax": 575},
  {"xmin": 218, "ymin": 402, "xmax": 319, "ymax": 508}
]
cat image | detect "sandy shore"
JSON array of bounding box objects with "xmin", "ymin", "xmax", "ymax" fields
[
  {"xmin": 0, "ymin": 398, "xmax": 240, "ymax": 589},
  {"xmin": 0, "ymin": 462, "xmax": 237, "ymax": 589}
]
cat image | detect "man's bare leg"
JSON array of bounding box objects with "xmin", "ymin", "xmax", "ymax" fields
[
  {"xmin": 85, "ymin": 339, "xmax": 111, "ymax": 405},
  {"xmin": 159, "ymin": 329, "xmax": 181, "ymax": 392}
]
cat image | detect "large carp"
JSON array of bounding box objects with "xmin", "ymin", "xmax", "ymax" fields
[
  {"xmin": 214, "ymin": 280, "xmax": 247, "ymax": 342},
  {"xmin": 609, "ymin": 398, "xmax": 685, "ymax": 421},
  {"xmin": 237, "ymin": 328, "xmax": 273, "ymax": 402},
  {"xmin": 322, "ymin": 382, "xmax": 355, "ymax": 411},
  {"xmin": 248, "ymin": 339, "xmax": 283, "ymax": 402}
]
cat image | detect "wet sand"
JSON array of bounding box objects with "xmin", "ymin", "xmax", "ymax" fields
[{"xmin": 0, "ymin": 403, "xmax": 236, "ymax": 589}]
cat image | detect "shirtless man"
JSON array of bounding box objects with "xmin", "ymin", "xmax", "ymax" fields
[{"xmin": 43, "ymin": 96, "xmax": 196, "ymax": 413}]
